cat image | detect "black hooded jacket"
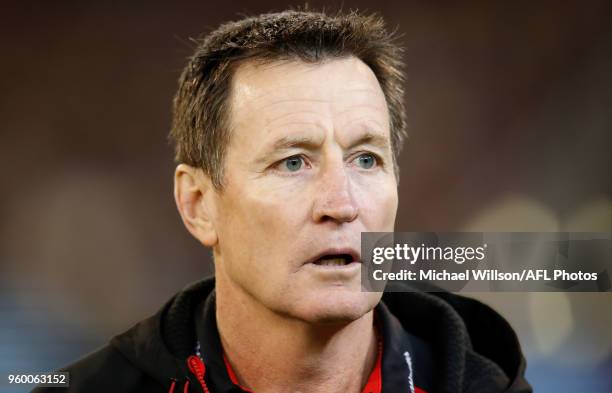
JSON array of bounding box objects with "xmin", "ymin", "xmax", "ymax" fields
[{"xmin": 32, "ymin": 277, "xmax": 532, "ymax": 393}]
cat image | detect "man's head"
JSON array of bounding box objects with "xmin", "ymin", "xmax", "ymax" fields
[{"xmin": 172, "ymin": 10, "xmax": 406, "ymax": 324}]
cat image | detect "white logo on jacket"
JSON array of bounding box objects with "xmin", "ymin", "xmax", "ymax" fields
[{"xmin": 404, "ymin": 351, "xmax": 415, "ymax": 393}]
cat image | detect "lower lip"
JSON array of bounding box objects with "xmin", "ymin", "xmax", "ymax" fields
[{"xmin": 304, "ymin": 261, "xmax": 361, "ymax": 273}]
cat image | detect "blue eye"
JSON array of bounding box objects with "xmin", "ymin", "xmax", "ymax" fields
[
  {"xmin": 282, "ymin": 156, "xmax": 303, "ymax": 172},
  {"xmin": 356, "ymin": 153, "xmax": 376, "ymax": 169}
]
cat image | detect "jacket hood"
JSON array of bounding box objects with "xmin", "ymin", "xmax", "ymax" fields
[
  {"xmin": 383, "ymin": 281, "xmax": 531, "ymax": 393},
  {"xmin": 110, "ymin": 277, "xmax": 531, "ymax": 393}
]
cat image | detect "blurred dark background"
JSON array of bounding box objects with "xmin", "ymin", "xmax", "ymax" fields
[{"xmin": 1, "ymin": 1, "xmax": 611, "ymax": 392}]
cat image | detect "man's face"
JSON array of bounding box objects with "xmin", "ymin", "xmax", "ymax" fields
[{"xmin": 211, "ymin": 57, "xmax": 398, "ymax": 323}]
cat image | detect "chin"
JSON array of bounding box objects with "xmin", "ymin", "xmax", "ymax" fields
[{"xmin": 289, "ymin": 290, "xmax": 381, "ymax": 324}]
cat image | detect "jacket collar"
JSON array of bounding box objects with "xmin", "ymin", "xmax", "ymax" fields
[
  {"xmin": 194, "ymin": 287, "xmax": 433, "ymax": 393},
  {"xmin": 110, "ymin": 277, "xmax": 529, "ymax": 393},
  {"xmin": 377, "ymin": 300, "xmax": 433, "ymax": 393},
  {"xmin": 195, "ymin": 290, "xmax": 243, "ymax": 392}
]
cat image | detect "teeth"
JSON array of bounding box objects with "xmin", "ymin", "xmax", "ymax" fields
[{"xmin": 317, "ymin": 258, "xmax": 347, "ymax": 266}]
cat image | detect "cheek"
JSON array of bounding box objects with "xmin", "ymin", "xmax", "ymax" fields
[
  {"xmin": 354, "ymin": 176, "xmax": 398, "ymax": 230},
  {"xmin": 243, "ymin": 182, "xmax": 309, "ymax": 231},
  {"xmin": 216, "ymin": 180, "xmax": 310, "ymax": 270}
]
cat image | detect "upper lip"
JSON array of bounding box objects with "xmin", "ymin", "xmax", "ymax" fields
[{"xmin": 304, "ymin": 247, "xmax": 361, "ymax": 265}]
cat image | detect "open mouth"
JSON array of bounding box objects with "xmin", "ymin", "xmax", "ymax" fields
[{"xmin": 311, "ymin": 254, "xmax": 356, "ymax": 267}]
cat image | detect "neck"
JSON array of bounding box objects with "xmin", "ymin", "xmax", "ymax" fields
[{"xmin": 214, "ymin": 273, "xmax": 378, "ymax": 393}]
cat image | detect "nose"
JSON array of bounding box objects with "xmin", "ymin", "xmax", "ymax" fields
[{"xmin": 311, "ymin": 163, "xmax": 359, "ymax": 224}]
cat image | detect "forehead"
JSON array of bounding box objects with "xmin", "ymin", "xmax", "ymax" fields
[{"xmin": 227, "ymin": 57, "xmax": 389, "ymax": 139}]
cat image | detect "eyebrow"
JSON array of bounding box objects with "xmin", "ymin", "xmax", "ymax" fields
[
  {"xmin": 345, "ymin": 131, "xmax": 390, "ymax": 151},
  {"xmin": 252, "ymin": 134, "xmax": 320, "ymax": 165},
  {"xmin": 271, "ymin": 134, "xmax": 322, "ymax": 151},
  {"xmin": 257, "ymin": 129, "xmax": 391, "ymax": 164},
  {"xmin": 271, "ymin": 131, "xmax": 389, "ymax": 150}
]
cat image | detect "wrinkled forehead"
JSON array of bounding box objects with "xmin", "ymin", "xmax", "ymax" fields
[{"xmin": 226, "ymin": 57, "xmax": 390, "ymax": 137}]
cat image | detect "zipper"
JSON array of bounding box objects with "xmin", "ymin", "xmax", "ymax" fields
[{"xmin": 187, "ymin": 355, "xmax": 210, "ymax": 393}]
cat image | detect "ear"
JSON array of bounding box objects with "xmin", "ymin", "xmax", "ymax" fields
[{"xmin": 174, "ymin": 164, "xmax": 219, "ymax": 247}]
